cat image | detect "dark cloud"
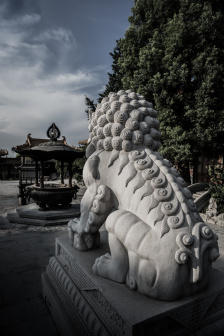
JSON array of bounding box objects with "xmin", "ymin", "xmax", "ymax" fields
[
  {"xmin": 7, "ymin": 0, "xmax": 26, "ymax": 14},
  {"xmin": 0, "ymin": 0, "xmax": 40, "ymax": 18}
]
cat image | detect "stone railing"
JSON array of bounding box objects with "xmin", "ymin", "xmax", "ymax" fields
[
  {"xmin": 188, "ymin": 183, "xmax": 210, "ymax": 212},
  {"xmin": 194, "ymin": 191, "xmax": 211, "ymax": 212},
  {"xmin": 188, "ymin": 182, "xmax": 209, "ymax": 194}
]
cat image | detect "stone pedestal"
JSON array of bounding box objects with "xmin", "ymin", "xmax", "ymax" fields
[
  {"xmin": 42, "ymin": 232, "xmax": 224, "ymax": 336},
  {"xmin": 6, "ymin": 203, "xmax": 80, "ymax": 226}
]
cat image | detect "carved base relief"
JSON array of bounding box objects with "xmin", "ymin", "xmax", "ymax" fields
[{"xmin": 42, "ymin": 235, "xmax": 224, "ymax": 336}]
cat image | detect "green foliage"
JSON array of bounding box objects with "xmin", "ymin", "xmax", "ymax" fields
[
  {"xmin": 113, "ymin": 0, "xmax": 224, "ymax": 182},
  {"xmin": 84, "ymin": 95, "xmax": 96, "ymax": 117},
  {"xmin": 72, "ymin": 146, "xmax": 87, "ymax": 184},
  {"xmin": 208, "ymin": 164, "xmax": 224, "ymax": 213}
]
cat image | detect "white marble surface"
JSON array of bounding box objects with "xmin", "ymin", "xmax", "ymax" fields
[{"xmin": 68, "ymin": 90, "xmax": 220, "ymax": 301}]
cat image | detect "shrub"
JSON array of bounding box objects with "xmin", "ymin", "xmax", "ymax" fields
[{"xmin": 208, "ymin": 165, "xmax": 224, "ymax": 214}]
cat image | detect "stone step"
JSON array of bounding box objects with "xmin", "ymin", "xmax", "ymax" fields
[
  {"xmin": 4, "ymin": 202, "xmax": 80, "ymax": 227},
  {"xmin": 7, "ymin": 212, "xmax": 75, "ymax": 227},
  {"xmin": 16, "ymin": 204, "xmax": 80, "ymax": 220}
]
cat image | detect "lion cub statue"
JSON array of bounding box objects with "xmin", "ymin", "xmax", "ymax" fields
[{"xmin": 68, "ymin": 89, "xmax": 219, "ymax": 301}]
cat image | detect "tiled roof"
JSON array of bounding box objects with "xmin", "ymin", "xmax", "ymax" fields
[{"xmin": 12, "ymin": 133, "xmax": 66, "ymax": 151}]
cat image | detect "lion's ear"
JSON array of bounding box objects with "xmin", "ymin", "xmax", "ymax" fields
[{"xmin": 86, "ymin": 143, "xmax": 96, "ymax": 158}]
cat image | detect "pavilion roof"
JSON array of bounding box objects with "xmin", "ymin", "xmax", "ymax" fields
[
  {"xmin": 12, "ymin": 129, "xmax": 83, "ymax": 161},
  {"xmin": 12, "ymin": 133, "xmax": 66, "ymax": 152}
]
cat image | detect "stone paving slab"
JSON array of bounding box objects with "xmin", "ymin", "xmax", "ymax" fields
[{"xmin": 0, "ymin": 230, "xmax": 66, "ymax": 335}]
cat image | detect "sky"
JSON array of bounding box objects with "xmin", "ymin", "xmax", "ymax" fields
[{"xmin": 0, "ymin": 0, "xmax": 134, "ymax": 157}]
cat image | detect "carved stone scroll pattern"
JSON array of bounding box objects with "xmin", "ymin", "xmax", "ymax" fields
[
  {"xmin": 46, "ymin": 266, "xmax": 86, "ymax": 335},
  {"xmin": 86, "ymin": 290, "xmax": 127, "ymax": 336},
  {"xmin": 57, "ymin": 244, "xmax": 126, "ymax": 335},
  {"xmin": 58, "ymin": 245, "xmax": 95, "ymax": 289},
  {"xmin": 204, "ymin": 290, "xmax": 224, "ymax": 318},
  {"xmin": 47, "ymin": 257, "xmax": 108, "ymax": 336},
  {"xmin": 168, "ymin": 291, "xmax": 222, "ymax": 330},
  {"xmin": 175, "ymin": 223, "xmax": 219, "ymax": 284}
]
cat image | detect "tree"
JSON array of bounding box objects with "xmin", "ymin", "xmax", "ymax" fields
[
  {"xmin": 98, "ymin": 40, "xmax": 123, "ymax": 102},
  {"xmin": 72, "ymin": 147, "xmax": 87, "ymax": 184},
  {"xmin": 117, "ymin": 0, "xmax": 224, "ymax": 183},
  {"xmin": 84, "ymin": 95, "xmax": 96, "ymax": 117},
  {"xmin": 208, "ymin": 164, "xmax": 224, "ymax": 213}
]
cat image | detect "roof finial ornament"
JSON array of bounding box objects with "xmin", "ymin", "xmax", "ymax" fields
[{"xmin": 46, "ymin": 122, "xmax": 61, "ymax": 141}]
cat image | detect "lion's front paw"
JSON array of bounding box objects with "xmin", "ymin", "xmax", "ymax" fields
[
  {"xmin": 73, "ymin": 231, "xmax": 100, "ymax": 251},
  {"xmin": 68, "ymin": 217, "xmax": 101, "ymax": 250},
  {"xmin": 68, "ymin": 218, "xmax": 80, "ymax": 232},
  {"xmin": 68, "ymin": 218, "xmax": 79, "ymax": 246},
  {"xmin": 92, "ymin": 254, "xmax": 111, "ymax": 275},
  {"xmin": 92, "ymin": 253, "xmax": 127, "ymax": 283}
]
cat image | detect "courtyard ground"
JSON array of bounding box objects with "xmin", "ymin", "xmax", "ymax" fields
[{"xmin": 0, "ymin": 180, "xmax": 84, "ymax": 336}]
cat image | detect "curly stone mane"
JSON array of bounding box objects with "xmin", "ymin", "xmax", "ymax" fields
[{"xmin": 88, "ymin": 89, "xmax": 161, "ymax": 153}]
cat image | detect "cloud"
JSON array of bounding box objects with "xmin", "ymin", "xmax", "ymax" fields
[
  {"xmin": 0, "ymin": 3, "xmax": 105, "ymax": 156},
  {"xmin": 34, "ymin": 69, "xmax": 103, "ymax": 93},
  {"xmin": 0, "ymin": 59, "xmax": 96, "ymax": 148},
  {"xmin": 0, "ymin": 0, "xmax": 133, "ymax": 157},
  {"xmin": 34, "ymin": 27, "xmax": 76, "ymax": 47},
  {"xmin": 0, "ymin": 112, "xmax": 10, "ymax": 130},
  {"xmin": 4, "ymin": 0, "xmax": 26, "ymax": 15}
]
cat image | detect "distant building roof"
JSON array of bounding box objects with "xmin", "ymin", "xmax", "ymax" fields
[
  {"xmin": 0, "ymin": 149, "xmax": 8, "ymax": 156},
  {"xmin": 78, "ymin": 139, "xmax": 88, "ymax": 145}
]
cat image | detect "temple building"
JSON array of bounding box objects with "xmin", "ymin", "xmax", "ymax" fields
[{"xmin": 0, "ymin": 149, "xmax": 20, "ymax": 180}]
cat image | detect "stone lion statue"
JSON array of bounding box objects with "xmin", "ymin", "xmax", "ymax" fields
[{"xmin": 68, "ymin": 89, "xmax": 219, "ymax": 301}]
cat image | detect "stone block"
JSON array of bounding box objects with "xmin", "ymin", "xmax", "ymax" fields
[{"xmin": 42, "ymin": 232, "xmax": 224, "ymax": 336}]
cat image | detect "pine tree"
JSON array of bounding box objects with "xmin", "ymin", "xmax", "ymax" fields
[
  {"xmin": 98, "ymin": 40, "xmax": 123, "ymax": 102},
  {"xmin": 84, "ymin": 95, "xmax": 97, "ymax": 118},
  {"xmin": 118, "ymin": 0, "xmax": 224, "ymax": 183}
]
